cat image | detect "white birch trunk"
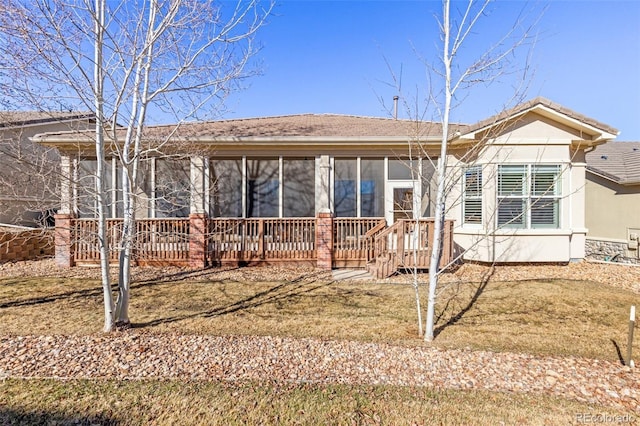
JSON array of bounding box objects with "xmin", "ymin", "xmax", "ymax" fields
[
  {"xmin": 93, "ymin": 0, "xmax": 115, "ymax": 332},
  {"xmin": 424, "ymin": 0, "xmax": 452, "ymax": 342},
  {"xmin": 115, "ymin": 2, "xmax": 158, "ymax": 325}
]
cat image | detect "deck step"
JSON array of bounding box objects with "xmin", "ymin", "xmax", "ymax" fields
[{"xmin": 367, "ymin": 259, "xmax": 397, "ymax": 279}]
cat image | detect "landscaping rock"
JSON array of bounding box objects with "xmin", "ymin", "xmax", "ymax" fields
[{"xmin": 0, "ymin": 333, "xmax": 638, "ymax": 413}]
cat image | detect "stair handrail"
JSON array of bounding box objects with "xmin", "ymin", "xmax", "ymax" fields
[{"xmin": 364, "ymin": 219, "xmax": 387, "ymax": 238}]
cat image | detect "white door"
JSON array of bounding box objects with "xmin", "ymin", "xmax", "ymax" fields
[{"xmin": 385, "ymin": 180, "xmax": 420, "ymax": 225}]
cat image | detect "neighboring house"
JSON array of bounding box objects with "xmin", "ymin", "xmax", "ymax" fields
[
  {"xmin": 0, "ymin": 111, "xmax": 94, "ymax": 227},
  {"xmin": 585, "ymin": 142, "xmax": 640, "ymax": 262},
  {"xmin": 33, "ymin": 97, "xmax": 619, "ymax": 270}
]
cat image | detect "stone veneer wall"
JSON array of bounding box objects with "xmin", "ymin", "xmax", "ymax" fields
[
  {"xmin": 0, "ymin": 229, "xmax": 54, "ymax": 262},
  {"xmin": 585, "ymin": 238, "xmax": 639, "ymax": 264}
]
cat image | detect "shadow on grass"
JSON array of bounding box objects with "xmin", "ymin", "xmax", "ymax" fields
[
  {"xmin": 132, "ymin": 271, "xmax": 335, "ymax": 329},
  {"xmin": 0, "ymin": 409, "xmax": 118, "ymax": 425},
  {"xmin": 0, "ymin": 284, "xmax": 103, "ymax": 309},
  {"xmin": 610, "ymin": 339, "xmax": 626, "ymax": 366},
  {"xmin": 433, "ymin": 266, "xmax": 496, "ymax": 339},
  {"xmin": 0, "ymin": 266, "xmax": 275, "ymax": 309}
]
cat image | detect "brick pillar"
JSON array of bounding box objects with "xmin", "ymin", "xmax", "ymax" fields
[
  {"xmin": 316, "ymin": 211, "xmax": 333, "ymax": 270},
  {"xmin": 189, "ymin": 213, "xmax": 207, "ymax": 268},
  {"xmin": 54, "ymin": 213, "xmax": 75, "ymax": 267}
]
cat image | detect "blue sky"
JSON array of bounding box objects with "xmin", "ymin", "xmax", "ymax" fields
[{"xmin": 223, "ymin": 0, "xmax": 640, "ymax": 140}]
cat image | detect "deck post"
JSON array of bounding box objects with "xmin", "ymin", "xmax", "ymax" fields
[
  {"xmin": 54, "ymin": 214, "xmax": 75, "ymax": 267},
  {"xmin": 316, "ymin": 211, "xmax": 333, "ymax": 270},
  {"xmin": 258, "ymin": 219, "xmax": 265, "ymax": 259},
  {"xmin": 189, "ymin": 213, "xmax": 208, "ymax": 268},
  {"xmin": 54, "ymin": 153, "xmax": 76, "ymax": 267}
]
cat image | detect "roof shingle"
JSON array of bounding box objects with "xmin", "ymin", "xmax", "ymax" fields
[
  {"xmin": 462, "ymin": 97, "xmax": 619, "ymax": 137},
  {"xmin": 145, "ymin": 114, "xmax": 464, "ymax": 139},
  {"xmin": 0, "ymin": 111, "xmax": 94, "ymax": 128},
  {"xmin": 586, "ymin": 141, "xmax": 640, "ymax": 185}
]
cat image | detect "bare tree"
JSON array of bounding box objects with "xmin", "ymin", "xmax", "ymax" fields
[
  {"xmin": 422, "ymin": 0, "xmax": 543, "ymax": 341},
  {"xmin": 378, "ymin": 0, "xmax": 540, "ymax": 340},
  {"xmin": 0, "ymin": 0, "xmax": 272, "ymax": 331}
]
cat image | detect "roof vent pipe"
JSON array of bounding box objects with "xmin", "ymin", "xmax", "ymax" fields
[{"xmin": 393, "ymin": 96, "xmax": 399, "ymax": 120}]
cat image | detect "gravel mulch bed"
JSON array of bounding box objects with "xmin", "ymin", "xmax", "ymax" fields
[{"xmin": 0, "ymin": 333, "xmax": 638, "ymax": 413}]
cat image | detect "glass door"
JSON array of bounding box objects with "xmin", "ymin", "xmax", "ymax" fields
[{"xmin": 386, "ymin": 181, "xmax": 419, "ymax": 224}]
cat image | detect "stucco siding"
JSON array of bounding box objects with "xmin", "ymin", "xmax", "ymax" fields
[
  {"xmin": 454, "ymin": 231, "xmax": 572, "ymax": 263},
  {"xmin": 487, "ymin": 112, "xmax": 586, "ymax": 142},
  {"xmin": 585, "ymin": 173, "xmax": 640, "ymax": 241},
  {"xmin": 450, "ymin": 115, "xmax": 586, "ymax": 263}
]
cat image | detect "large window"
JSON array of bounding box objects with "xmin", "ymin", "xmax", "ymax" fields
[
  {"xmin": 334, "ymin": 159, "xmax": 357, "ymax": 217},
  {"xmin": 497, "ymin": 164, "xmax": 561, "ymax": 229},
  {"xmin": 155, "ymin": 159, "xmax": 189, "ymax": 218},
  {"xmin": 361, "ymin": 159, "xmax": 384, "ymax": 217},
  {"xmin": 77, "ymin": 158, "xmax": 155, "ymax": 218},
  {"xmin": 76, "ymin": 160, "xmax": 98, "ymax": 218},
  {"xmin": 211, "ymin": 159, "xmax": 242, "ymax": 217},
  {"xmin": 334, "ymin": 158, "xmax": 384, "ymax": 217},
  {"xmin": 463, "ymin": 166, "xmax": 482, "ymax": 225},
  {"xmin": 388, "ymin": 159, "xmax": 418, "ymax": 180},
  {"xmin": 283, "ymin": 158, "xmax": 315, "ymax": 217},
  {"xmin": 246, "ymin": 159, "xmax": 279, "ymax": 217}
]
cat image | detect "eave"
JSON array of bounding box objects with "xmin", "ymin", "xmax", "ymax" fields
[
  {"xmin": 586, "ymin": 167, "xmax": 640, "ymax": 186},
  {"xmin": 32, "ymin": 134, "xmax": 448, "ymax": 156},
  {"xmin": 458, "ymin": 103, "xmax": 619, "ymax": 146}
]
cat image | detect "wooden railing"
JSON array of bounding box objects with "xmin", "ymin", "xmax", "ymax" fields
[
  {"xmin": 135, "ymin": 218, "xmax": 189, "ymax": 262},
  {"xmin": 333, "ymin": 218, "xmax": 386, "ymax": 267},
  {"xmin": 73, "ymin": 218, "xmax": 189, "ymax": 264},
  {"xmin": 69, "ymin": 216, "xmax": 453, "ymax": 273},
  {"xmin": 369, "ymin": 219, "xmax": 454, "ymax": 278},
  {"xmin": 73, "ymin": 218, "xmax": 120, "ymax": 262},
  {"xmin": 208, "ymin": 218, "xmax": 316, "ymax": 264}
]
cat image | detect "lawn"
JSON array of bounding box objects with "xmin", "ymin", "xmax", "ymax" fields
[
  {"xmin": 1, "ymin": 264, "xmax": 639, "ymax": 424},
  {"xmin": 0, "ymin": 379, "xmax": 632, "ymax": 425},
  {"xmin": 1, "ymin": 272, "xmax": 638, "ymax": 361}
]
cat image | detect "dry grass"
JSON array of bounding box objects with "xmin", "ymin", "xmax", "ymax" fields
[
  {"xmin": 431, "ymin": 277, "xmax": 640, "ymax": 360},
  {"xmin": 0, "ymin": 378, "xmax": 631, "ymax": 425},
  {"xmin": 1, "ymin": 272, "xmax": 638, "ymax": 361}
]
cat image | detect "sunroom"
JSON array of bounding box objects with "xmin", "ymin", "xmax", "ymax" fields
[{"xmin": 38, "ymin": 114, "xmax": 457, "ymax": 275}]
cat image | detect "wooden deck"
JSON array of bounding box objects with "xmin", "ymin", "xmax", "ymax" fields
[{"xmin": 68, "ymin": 217, "xmax": 454, "ymax": 272}]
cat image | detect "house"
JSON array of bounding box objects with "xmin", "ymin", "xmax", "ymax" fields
[
  {"xmin": 32, "ymin": 97, "xmax": 619, "ymax": 273},
  {"xmin": 585, "ymin": 142, "xmax": 640, "ymax": 262},
  {"xmin": 0, "ymin": 111, "xmax": 94, "ymax": 227}
]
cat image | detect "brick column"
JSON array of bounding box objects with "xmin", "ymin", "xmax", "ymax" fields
[
  {"xmin": 316, "ymin": 211, "xmax": 333, "ymax": 270},
  {"xmin": 54, "ymin": 213, "xmax": 75, "ymax": 267},
  {"xmin": 189, "ymin": 213, "xmax": 207, "ymax": 268}
]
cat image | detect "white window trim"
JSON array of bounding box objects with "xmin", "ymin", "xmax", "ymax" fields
[
  {"xmin": 462, "ymin": 165, "xmax": 483, "ymax": 227},
  {"xmin": 497, "ymin": 164, "xmax": 562, "ymax": 230}
]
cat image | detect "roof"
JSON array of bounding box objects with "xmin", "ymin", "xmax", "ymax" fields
[
  {"xmin": 31, "ymin": 98, "xmax": 618, "ymax": 151},
  {"xmin": 586, "ymin": 141, "xmax": 640, "ymax": 185},
  {"xmin": 460, "ymin": 97, "xmax": 619, "ymax": 140},
  {"xmin": 0, "ymin": 111, "xmax": 94, "ymax": 128},
  {"xmin": 144, "ymin": 113, "xmax": 462, "ymax": 140}
]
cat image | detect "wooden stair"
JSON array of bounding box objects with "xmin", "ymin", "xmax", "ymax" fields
[{"xmin": 366, "ymin": 219, "xmax": 455, "ymax": 279}]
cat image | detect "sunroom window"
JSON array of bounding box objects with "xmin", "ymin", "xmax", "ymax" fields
[
  {"xmin": 210, "ymin": 159, "xmax": 243, "ymax": 217},
  {"xmin": 283, "ymin": 158, "xmax": 315, "ymax": 217},
  {"xmin": 155, "ymin": 159, "xmax": 189, "ymax": 218},
  {"xmin": 246, "ymin": 159, "xmax": 279, "ymax": 218},
  {"xmin": 334, "ymin": 159, "xmax": 357, "ymax": 217},
  {"xmin": 334, "ymin": 158, "xmax": 384, "ymax": 217}
]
